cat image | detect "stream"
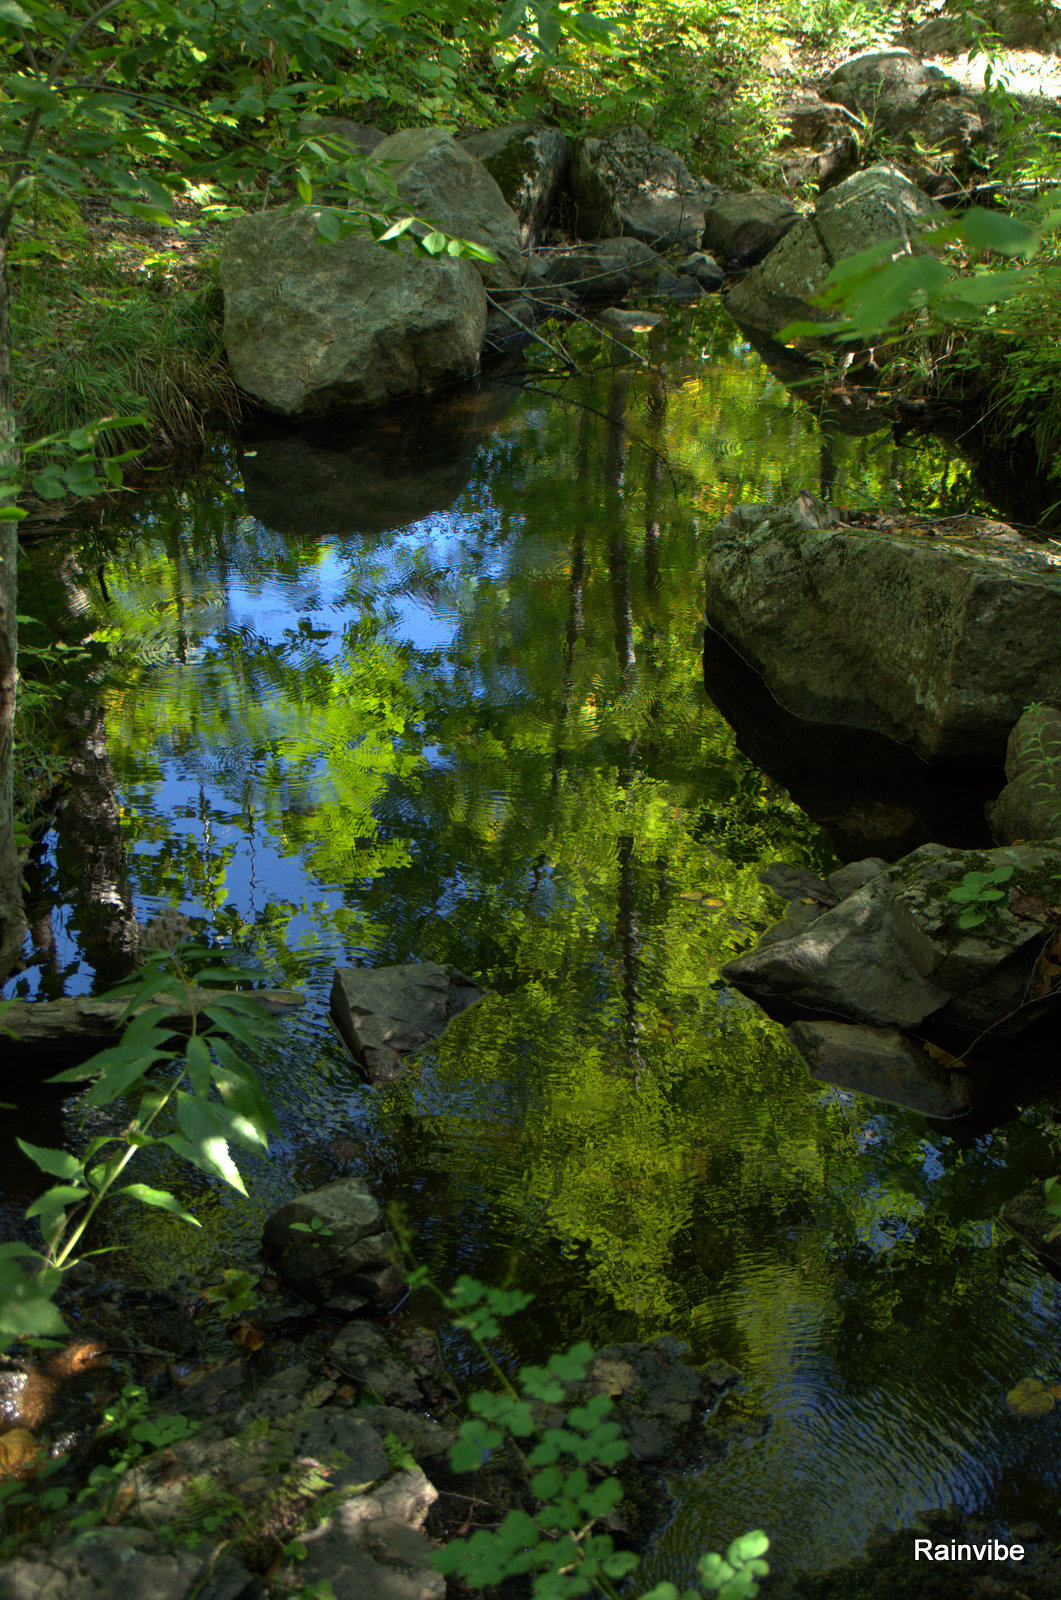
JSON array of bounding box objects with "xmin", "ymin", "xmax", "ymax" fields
[{"xmin": 8, "ymin": 301, "xmax": 1061, "ymax": 1576}]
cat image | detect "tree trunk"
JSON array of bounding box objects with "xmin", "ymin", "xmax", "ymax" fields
[{"xmin": 0, "ymin": 227, "xmax": 25, "ymax": 977}]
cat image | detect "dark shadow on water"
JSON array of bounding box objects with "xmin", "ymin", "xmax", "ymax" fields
[
  {"xmin": 702, "ymin": 625, "xmax": 1002, "ymax": 862},
  {"xmin": 238, "ymin": 376, "xmax": 524, "ymax": 538}
]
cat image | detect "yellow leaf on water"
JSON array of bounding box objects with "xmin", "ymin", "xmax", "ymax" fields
[{"xmin": 1006, "ymin": 1377, "xmax": 1056, "ymax": 1417}]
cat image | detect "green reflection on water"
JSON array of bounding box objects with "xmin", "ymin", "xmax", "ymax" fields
[{"xmin": 21, "ymin": 303, "xmax": 1061, "ymax": 1573}]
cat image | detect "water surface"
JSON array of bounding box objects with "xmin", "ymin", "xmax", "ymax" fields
[{"xmin": 11, "ymin": 304, "xmax": 1061, "ymax": 1574}]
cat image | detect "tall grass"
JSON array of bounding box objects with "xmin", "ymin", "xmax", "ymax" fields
[{"xmin": 12, "ymin": 248, "xmax": 242, "ymax": 464}]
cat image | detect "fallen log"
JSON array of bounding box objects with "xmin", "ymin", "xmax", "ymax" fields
[{"xmin": 0, "ymin": 988, "xmax": 304, "ymax": 1075}]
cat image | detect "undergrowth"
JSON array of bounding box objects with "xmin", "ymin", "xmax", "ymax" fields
[{"xmin": 11, "ymin": 240, "xmax": 240, "ymax": 466}]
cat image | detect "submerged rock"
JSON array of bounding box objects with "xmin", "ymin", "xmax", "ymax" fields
[
  {"xmin": 990, "ymin": 704, "xmax": 1061, "ymax": 844},
  {"xmin": 790, "ymin": 1019, "xmax": 972, "ymax": 1117},
  {"xmin": 724, "ymin": 164, "xmax": 945, "ymax": 335},
  {"xmin": 262, "ymin": 1176, "xmax": 407, "ymax": 1313},
  {"xmin": 703, "ymin": 496, "xmax": 1061, "ymax": 763},
  {"xmin": 221, "ymin": 209, "xmax": 486, "ymax": 418},
  {"xmin": 330, "ymin": 961, "xmax": 485, "ymax": 1082}
]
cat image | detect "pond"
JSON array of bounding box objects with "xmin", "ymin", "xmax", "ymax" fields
[{"xmin": 9, "ymin": 302, "xmax": 1061, "ymax": 1576}]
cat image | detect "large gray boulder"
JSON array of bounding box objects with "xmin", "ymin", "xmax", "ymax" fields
[
  {"xmin": 221, "ymin": 208, "xmax": 486, "ymax": 418},
  {"xmin": 826, "ymin": 49, "xmax": 987, "ymax": 190},
  {"xmin": 907, "ymin": 0, "xmax": 1061, "ymax": 54},
  {"xmin": 262, "ymin": 1177, "xmax": 407, "ymax": 1313},
  {"xmin": 373, "ymin": 127, "xmax": 524, "ymax": 288},
  {"xmin": 724, "ymin": 164, "xmax": 946, "ymax": 335},
  {"xmin": 461, "ymin": 121, "xmax": 570, "ymax": 247},
  {"xmin": 568, "ymin": 125, "xmax": 718, "ymax": 249},
  {"xmin": 701, "ymin": 190, "xmax": 801, "ymax": 269},
  {"xmin": 724, "ymin": 841, "xmax": 1061, "ymax": 1036},
  {"xmin": 703, "ymin": 496, "xmax": 1061, "ymax": 762},
  {"xmin": 330, "ymin": 961, "xmax": 484, "ymax": 1082},
  {"xmin": 990, "ymin": 704, "xmax": 1061, "ymax": 844}
]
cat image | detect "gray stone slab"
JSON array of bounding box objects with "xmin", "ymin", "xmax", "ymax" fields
[{"xmin": 330, "ymin": 962, "xmax": 484, "ymax": 1083}]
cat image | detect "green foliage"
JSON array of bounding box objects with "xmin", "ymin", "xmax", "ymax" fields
[
  {"xmin": 201, "ymin": 1265, "xmax": 259, "ymax": 1318},
  {"xmin": 424, "ymin": 1272, "xmax": 769, "ymax": 1600},
  {"xmin": 947, "ymin": 864, "xmax": 1014, "ymax": 930},
  {"xmin": 0, "ymin": 940, "xmax": 282, "ymax": 1349},
  {"xmin": 0, "ymin": 1381, "xmax": 199, "ymax": 1551}
]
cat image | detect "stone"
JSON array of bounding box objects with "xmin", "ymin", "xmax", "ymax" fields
[
  {"xmin": 299, "ymin": 116, "xmax": 386, "ymax": 155},
  {"xmin": 826, "ymin": 50, "xmax": 987, "ymax": 190},
  {"xmin": 758, "ymin": 863, "xmax": 837, "ymax": 904},
  {"xmin": 221, "ymin": 209, "xmax": 486, "ymax": 418},
  {"xmin": 790, "ymin": 1019, "xmax": 972, "ymax": 1117},
  {"xmin": 483, "ymin": 296, "xmax": 537, "ymax": 353},
  {"xmin": 678, "ymin": 250, "xmax": 725, "ymax": 290},
  {"xmin": 724, "ymin": 164, "xmax": 946, "ymax": 335},
  {"xmin": 703, "ymin": 496, "xmax": 1061, "ymax": 762},
  {"xmin": 598, "ymin": 307, "xmax": 663, "ymax": 333},
  {"xmin": 0, "ymin": 1529, "xmax": 255, "ymax": 1600},
  {"xmin": 701, "ymin": 190, "xmax": 801, "ymax": 268},
  {"xmin": 568, "ymin": 125, "xmax": 718, "ymax": 248},
  {"xmin": 373, "ymin": 127, "xmax": 524, "ymax": 288},
  {"xmin": 827, "ymin": 50, "xmax": 960, "ymax": 134},
  {"xmin": 990, "ymin": 704, "xmax": 1061, "ymax": 843},
  {"xmin": 826, "ymin": 857, "xmax": 888, "ymax": 898},
  {"xmin": 329, "ymin": 1322, "xmax": 424, "ymax": 1408},
  {"xmin": 299, "ymin": 1491, "xmax": 444, "ymax": 1600},
  {"xmin": 330, "ymin": 962, "xmax": 484, "ymax": 1082},
  {"xmin": 460, "ymin": 121, "xmax": 570, "ymax": 247},
  {"xmin": 541, "ymin": 238, "xmax": 664, "ymax": 300},
  {"xmin": 261, "ymin": 1176, "xmax": 407, "ymax": 1313},
  {"xmin": 724, "ymin": 841, "xmax": 1061, "ymax": 1034},
  {"xmin": 907, "ymin": 0, "xmax": 1061, "ymax": 55}
]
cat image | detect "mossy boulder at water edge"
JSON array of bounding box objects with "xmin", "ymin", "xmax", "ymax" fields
[
  {"xmin": 220, "ymin": 208, "xmax": 487, "ymax": 418},
  {"xmin": 724, "ymin": 165, "xmax": 946, "ymax": 335},
  {"xmin": 724, "ymin": 841, "xmax": 1061, "ymax": 1037},
  {"xmin": 703, "ymin": 496, "xmax": 1061, "ymax": 762},
  {"xmin": 991, "ymin": 703, "xmax": 1061, "ymax": 844}
]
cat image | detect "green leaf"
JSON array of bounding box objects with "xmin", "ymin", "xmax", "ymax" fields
[
  {"xmin": 15, "ymin": 1141, "xmax": 83, "ymax": 1181},
  {"xmin": 0, "ymin": 1, "xmax": 31, "ymax": 25},
  {"xmin": 26, "ymin": 1185, "xmax": 90, "ymax": 1220},
  {"xmin": 117, "ymin": 1184, "xmax": 201, "ymax": 1227},
  {"xmin": 168, "ymin": 1095, "xmax": 247, "ymax": 1193},
  {"xmin": 185, "ymin": 1035, "xmax": 213, "ymax": 1097},
  {"xmin": 960, "ymin": 206, "xmax": 1040, "ymax": 257},
  {"xmin": 497, "ymin": 0, "xmax": 526, "ymax": 35}
]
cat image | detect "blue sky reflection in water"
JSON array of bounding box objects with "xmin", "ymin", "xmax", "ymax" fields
[{"xmin": 11, "ymin": 304, "xmax": 1061, "ymax": 1573}]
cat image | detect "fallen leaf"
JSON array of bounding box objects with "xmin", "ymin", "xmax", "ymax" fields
[
  {"xmin": 921, "ymin": 1040, "xmax": 965, "ymax": 1069},
  {"xmin": 1010, "ymin": 890, "xmax": 1058, "ymax": 922},
  {"xmin": 1006, "ymin": 1377, "xmax": 1055, "ymax": 1417},
  {"xmin": 0, "ymin": 1429, "xmax": 38, "ymax": 1478},
  {"xmin": 104, "ymin": 1483, "xmax": 137, "ymax": 1524},
  {"xmin": 229, "ymin": 1320, "xmax": 264, "ymax": 1353}
]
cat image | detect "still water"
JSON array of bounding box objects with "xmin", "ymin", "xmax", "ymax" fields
[{"xmin": 11, "ymin": 303, "xmax": 1061, "ymax": 1573}]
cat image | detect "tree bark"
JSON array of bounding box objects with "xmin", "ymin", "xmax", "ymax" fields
[{"xmin": 0, "ymin": 226, "xmax": 25, "ymax": 977}]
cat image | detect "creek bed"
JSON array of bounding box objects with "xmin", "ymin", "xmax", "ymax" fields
[{"xmin": 7, "ymin": 302, "xmax": 1061, "ymax": 1576}]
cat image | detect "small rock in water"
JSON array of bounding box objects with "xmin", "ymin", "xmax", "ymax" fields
[
  {"xmin": 330, "ymin": 961, "xmax": 484, "ymax": 1082},
  {"xmin": 262, "ymin": 1176, "xmax": 407, "ymax": 1314}
]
